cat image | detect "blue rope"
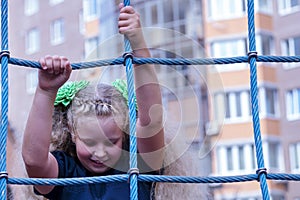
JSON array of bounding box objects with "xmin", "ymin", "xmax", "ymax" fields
[
  {"xmin": 2, "ymin": 0, "xmax": 300, "ymax": 199},
  {"xmin": 8, "ymin": 55, "xmax": 300, "ymax": 70},
  {"xmin": 122, "ymin": 1, "xmax": 138, "ymax": 200},
  {"xmin": 247, "ymin": 1, "xmax": 270, "ymax": 199},
  {"xmin": 0, "ymin": 0, "xmax": 9, "ymax": 199}
]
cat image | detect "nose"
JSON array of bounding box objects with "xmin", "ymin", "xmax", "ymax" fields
[{"xmin": 92, "ymin": 145, "xmax": 107, "ymax": 160}]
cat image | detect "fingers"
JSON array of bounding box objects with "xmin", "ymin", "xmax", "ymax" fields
[
  {"xmin": 39, "ymin": 55, "xmax": 71, "ymax": 75},
  {"xmin": 118, "ymin": 5, "xmax": 140, "ymax": 34}
]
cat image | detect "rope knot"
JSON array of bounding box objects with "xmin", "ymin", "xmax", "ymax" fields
[
  {"xmin": 0, "ymin": 171, "xmax": 8, "ymax": 180},
  {"xmin": 123, "ymin": 52, "xmax": 133, "ymax": 66},
  {"xmin": 0, "ymin": 50, "xmax": 10, "ymax": 61},
  {"xmin": 127, "ymin": 167, "xmax": 139, "ymax": 183},
  {"xmin": 256, "ymin": 167, "xmax": 267, "ymax": 182},
  {"xmin": 247, "ymin": 51, "xmax": 257, "ymax": 63}
]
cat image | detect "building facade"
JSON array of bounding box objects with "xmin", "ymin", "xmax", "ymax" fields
[{"xmin": 204, "ymin": 0, "xmax": 300, "ymax": 199}]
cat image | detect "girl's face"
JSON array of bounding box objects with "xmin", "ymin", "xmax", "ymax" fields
[{"xmin": 74, "ymin": 116, "xmax": 123, "ymax": 175}]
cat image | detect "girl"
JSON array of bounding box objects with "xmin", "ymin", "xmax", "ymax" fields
[{"xmin": 22, "ymin": 4, "xmax": 164, "ymax": 200}]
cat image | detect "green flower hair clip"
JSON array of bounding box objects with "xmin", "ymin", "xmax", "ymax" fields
[
  {"xmin": 112, "ymin": 79, "xmax": 138, "ymax": 111},
  {"xmin": 54, "ymin": 80, "xmax": 89, "ymax": 107}
]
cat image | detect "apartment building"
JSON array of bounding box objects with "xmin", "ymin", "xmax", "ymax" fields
[{"xmin": 204, "ymin": 0, "xmax": 300, "ymax": 199}]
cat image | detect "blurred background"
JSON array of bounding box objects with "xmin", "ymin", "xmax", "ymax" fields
[{"xmin": 5, "ymin": 0, "xmax": 300, "ymax": 199}]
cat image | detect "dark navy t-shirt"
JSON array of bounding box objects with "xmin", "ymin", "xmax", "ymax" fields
[{"xmin": 34, "ymin": 151, "xmax": 155, "ymax": 200}]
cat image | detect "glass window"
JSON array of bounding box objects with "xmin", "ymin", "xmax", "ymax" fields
[
  {"xmin": 290, "ymin": 142, "xmax": 300, "ymax": 172},
  {"xmin": 50, "ymin": 18, "xmax": 65, "ymax": 45},
  {"xmin": 208, "ymin": 0, "xmax": 246, "ymax": 20},
  {"xmin": 84, "ymin": 37, "xmax": 99, "ymax": 58},
  {"xmin": 226, "ymin": 147, "xmax": 233, "ymax": 171},
  {"xmin": 255, "ymin": 0, "xmax": 273, "ymax": 13},
  {"xmin": 24, "ymin": 0, "xmax": 39, "ymax": 16},
  {"xmin": 163, "ymin": 0, "xmax": 174, "ymax": 23},
  {"xmin": 238, "ymin": 146, "xmax": 245, "ymax": 170},
  {"xmin": 257, "ymin": 34, "xmax": 274, "ymax": 55},
  {"xmin": 26, "ymin": 70, "xmax": 38, "ymax": 94},
  {"xmin": 224, "ymin": 91, "xmax": 251, "ymax": 121},
  {"xmin": 211, "ymin": 38, "xmax": 247, "ymax": 71},
  {"xmin": 282, "ymin": 36, "xmax": 300, "ymax": 56},
  {"xmin": 259, "ymin": 87, "xmax": 278, "ymax": 117},
  {"xmin": 281, "ymin": 36, "xmax": 300, "ymax": 68},
  {"xmin": 216, "ymin": 144, "xmax": 256, "ymax": 175},
  {"xmin": 26, "ymin": 28, "xmax": 40, "ymax": 54},
  {"xmin": 278, "ymin": 0, "xmax": 300, "ymax": 15},
  {"xmin": 286, "ymin": 88, "xmax": 300, "ymax": 120},
  {"xmin": 83, "ymin": 0, "xmax": 99, "ymax": 20},
  {"xmin": 79, "ymin": 9, "xmax": 85, "ymax": 34},
  {"xmin": 268, "ymin": 142, "xmax": 280, "ymax": 168}
]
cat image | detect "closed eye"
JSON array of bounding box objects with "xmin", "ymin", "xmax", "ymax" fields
[
  {"xmin": 80, "ymin": 138, "xmax": 97, "ymax": 147},
  {"xmin": 105, "ymin": 138, "xmax": 120, "ymax": 146}
]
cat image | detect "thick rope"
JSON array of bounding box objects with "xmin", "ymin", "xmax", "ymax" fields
[
  {"xmin": 247, "ymin": 0, "xmax": 269, "ymax": 199},
  {"xmin": 0, "ymin": 0, "xmax": 9, "ymax": 199},
  {"xmin": 1, "ymin": 0, "xmax": 300, "ymax": 200},
  {"xmin": 8, "ymin": 55, "xmax": 300, "ymax": 70},
  {"xmin": 122, "ymin": 1, "xmax": 138, "ymax": 200}
]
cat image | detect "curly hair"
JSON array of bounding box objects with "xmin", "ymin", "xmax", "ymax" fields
[{"xmin": 50, "ymin": 83, "xmax": 130, "ymax": 158}]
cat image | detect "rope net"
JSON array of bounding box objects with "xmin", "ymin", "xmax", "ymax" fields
[{"xmin": 1, "ymin": 0, "xmax": 300, "ymax": 200}]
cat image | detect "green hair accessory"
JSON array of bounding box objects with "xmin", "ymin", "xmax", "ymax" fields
[
  {"xmin": 54, "ymin": 80, "xmax": 89, "ymax": 107},
  {"xmin": 112, "ymin": 79, "xmax": 138, "ymax": 111}
]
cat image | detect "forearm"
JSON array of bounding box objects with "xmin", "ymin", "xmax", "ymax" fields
[{"xmin": 22, "ymin": 86, "xmax": 57, "ymax": 168}]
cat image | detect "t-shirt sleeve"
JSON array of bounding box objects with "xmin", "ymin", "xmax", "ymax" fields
[{"xmin": 34, "ymin": 151, "xmax": 85, "ymax": 199}]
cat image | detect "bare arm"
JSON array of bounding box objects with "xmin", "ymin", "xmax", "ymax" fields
[
  {"xmin": 22, "ymin": 55, "xmax": 72, "ymax": 194},
  {"xmin": 119, "ymin": 4, "xmax": 165, "ymax": 170}
]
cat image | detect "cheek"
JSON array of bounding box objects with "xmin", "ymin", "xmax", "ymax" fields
[{"xmin": 76, "ymin": 142, "xmax": 92, "ymax": 158}]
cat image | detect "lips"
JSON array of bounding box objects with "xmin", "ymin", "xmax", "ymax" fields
[{"xmin": 90, "ymin": 159, "xmax": 106, "ymax": 167}]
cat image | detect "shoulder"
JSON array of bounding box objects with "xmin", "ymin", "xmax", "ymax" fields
[{"xmin": 51, "ymin": 150, "xmax": 86, "ymax": 178}]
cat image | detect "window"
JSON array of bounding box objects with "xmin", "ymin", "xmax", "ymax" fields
[
  {"xmin": 26, "ymin": 70, "xmax": 38, "ymax": 94},
  {"xmin": 84, "ymin": 37, "xmax": 99, "ymax": 58},
  {"xmin": 83, "ymin": 0, "xmax": 99, "ymax": 21},
  {"xmin": 208, "ymin": 0, "xmax": 246, "ymax": 20},
  {"xmin": 217, "ymin": 144, "xmax": 256, "ymax": 175},
  {"xmin": 223, "ymin": 90, "xmax": 251, "ymax": 121},
  {"xmin": 24, "ymin": 0, "xmax": 39, "ymax": 16},
  {"xmin": 211, "ymin": 38, "xmax": 247, "ymax": 71},
  {"xmin": 49, "ymin": 0, "xmax": 64, "ymax": 6},
  {"xmin": 286, "ymin": 88, "xmax": 300, "ymax": 120},
  {"xmin": 26, "ymin": 28, "xmax": 40, "ymax": 54},
  {"xmin": 213, "ymin": 87, "xmax": 278, "ymax": 122},
  {"xmin": 290, "ymin": 142, "xmax": 300, "ymax": 172},
  {"xmin": 282, "ymin": 36, "xmax": 300, "ymax": 56},
  {"xmin": 281, "ymin": 36, "xmax": 300, "ymax": 68},
  {"xmin": 142, "ymin": 1, "xmax": 163, "ymax": 26},
  {"xmin": 216, "ymin": 141, "xmax": 282, "ymax": 175},
  {"xmin": 256, "ymin": 34, "xmax": 274, "ymax": 55},
  {"xmin": 255, "ymin": 0, "xmax": 273, "ymax": 13},
  {"xmin": 259, "ymin": 87, "xmax": 278, "ymax": 117},
  {"xmin": 79, "ymin": 9, "xmax": 85, "ymax": 34},
  {"xmin": 50, "ymin": 18, "xmax": 65, "ymax": 45},
  {"xmin": 278, "ymin": 0, "xmax": 300, "ymax": 15}
]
